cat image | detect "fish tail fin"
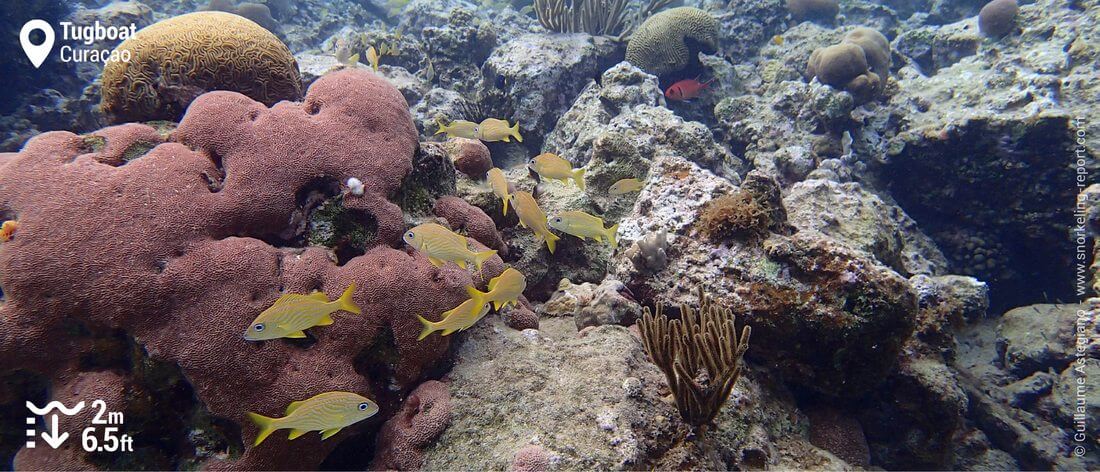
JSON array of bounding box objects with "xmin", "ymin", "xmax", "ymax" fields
[
  {"xmin": 434, "ymin": 117, "xmax": 448, "ymax": 135},
  {"xmin": 247, "ymin": 412, "xmax": 278, "ymax": 446},
  {"xmin": 545, "ymin": 233, "xmax": 560, "ymax": 254},
  {"xmin": 511, "ymin": 122, "xmax": 523, "ymax": 143},
  {"xmin": 573, "ymin": 168, "xmax": 586, "ymax": 191},
  {"xmin": 337, "ymin": 283, "xmax": 361, "ymax": 315},
  {"xmin": 607, "ymin": 223, "xmax": 619, "ymax": 248},
  {"xmin": 466, "ymin": 285, "xmax": 489, "ymax": 305},
  {"xmin": 416, "ymin": 315, "xmax": 437, "ymax": 341},
  {"xmin": 473, "ymin": 250, "xmax": 497, "ymax": 271}
]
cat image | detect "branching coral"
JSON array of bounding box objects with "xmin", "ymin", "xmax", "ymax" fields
[
  {"xmin": 638, "ymin": 287, "xmax": 750, "ymax": 431},
  {"xmin": 696, "ymin": 191, "xmax": 771, "ymax": 241}
]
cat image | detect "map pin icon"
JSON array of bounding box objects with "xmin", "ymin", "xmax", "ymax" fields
[{"xmin": 20, "ymin": 20, "xmax": 55, "ymax": 69}]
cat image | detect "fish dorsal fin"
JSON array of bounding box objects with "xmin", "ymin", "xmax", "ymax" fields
[
  {"xmin": 309, "ymin": 292, "xmax": 328, "ymax": 301},
  {"xmin": 286, "ymin": 400, "xmax": 305, "ymax": 415}
]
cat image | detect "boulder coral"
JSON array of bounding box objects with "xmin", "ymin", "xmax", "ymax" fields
[
  {"xmin": 100, "ymin": 11, "xmax": 302, "ymax": 122},
  {"xmin": 0, "ymin": 69, "xmax": 498, "ymax": 469},
  {"xmin": 806, "ymin": 27, "xmax": 891, "ymax": 103},
  {"xmin": 625, "ymin": 7, "xmax": 719, "ymax": 78},
  {"xmin": 786, "ymin": 0, "xmax": 839, "ymax": 22},
  {"xmin": 369, "ymin": 380, "xmax": 453, "ymax": 470},
  {"xmin": 978, "ymin": 0, "xmax": 1019, "ymax": 38}
]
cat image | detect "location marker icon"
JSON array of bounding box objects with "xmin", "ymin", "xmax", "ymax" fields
[{"xmin": 20, "ymin": 20, "xmax": 55, "ymax": 69}]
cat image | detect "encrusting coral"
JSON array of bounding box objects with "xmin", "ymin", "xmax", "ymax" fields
[
  {"xmin": 625, "ymin": 7, "xmax": 719, "ymax": 78},
  {"xmin": 638, "ymin": 287, "xmax": 751, "ymax": 431},
  {"xmin": 0, "ymin": 69, "xmax": 502, "ymax": 469},
  {"xmin": 100, "ymin": 11, "xmax": 302, "ymax": 122}
]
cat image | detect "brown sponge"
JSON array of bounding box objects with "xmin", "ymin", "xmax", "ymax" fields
[{"xmin": 978, "ymin": 0, "xmax": 1019, "ymax": 38}]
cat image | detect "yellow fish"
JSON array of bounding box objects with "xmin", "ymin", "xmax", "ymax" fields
[
  {"xmin": 549, "ymin": 211, "xmax": 619, "ymax": 248},
  {"xmin": 247, "ymin": 391, "xmax": 379, "ymax": 445},
  {"xmin": 416, "ymin": 296, "xmax": 490, "ymax": 340},
  {"xmin": 467, "ymin": 268, "xmax": 526, "ymax": 310},
  {"xmin": 511, "ymin": 191, "xmax": 560, "ymax": 253},
  {"xmin": 244, "ymin": 284, "xmax": 360, "ymax": 340},
  {"xmin": 379, "ymin": 43, "xmax": 390, "ymax": 56},
  {"xmin": 771, "ymin": 35, "xmax": 784, "ymax": 46},
  {"xmin": 367, "ymin": 46, "xmax": 380, "ymax": 71},
  {"xmin": 528, "ymin": 153, "xmax": 586, "ymax": 190},
  {"xmin": 477, "ymin": 118, "xmax": 523, "ymax": 143},
  {"xmin": 487, "ymin": 168, "xmax": 512, "ymax": 216},
  {"xmin": 343, "ymin": 52, "xmax": 360, "ymax": 68},
  {"xmin": 0, "ymin": 220, "xmax": 18, "ymax": 242},
  {"xmin": 609, "ymin": 178, "xmax": 644, "ymax": 195},
  {"xmin": 434, "ymin": 117, "xmax": 479, "ymax": 139},
  {"xmin": 403, "ymin": 223, "xmax": 497, "ymax": 270}
]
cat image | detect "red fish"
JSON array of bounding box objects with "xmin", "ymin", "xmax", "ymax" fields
[{"xmin": 665, "ymin": 78, "xmax": 714, "ymax": 101}]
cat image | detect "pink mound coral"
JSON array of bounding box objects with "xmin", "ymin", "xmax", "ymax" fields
[
  {"xmin": 370, "ymin": 380, "xmax": 453, "ymax": 470},
  {"xmin": 0, "ymin": 69, "xmax": 499, "ymax": 469},
  {"xmin": 511, "ymin": 445, "xmax": 551, "ymax": 472},
  {"xmin": 433, "ymin": 195, "xmax": 506, "ymax": 253},
  {"xmin": 446, "ymin": 137, "xmax": 493, "ymax": 178}
]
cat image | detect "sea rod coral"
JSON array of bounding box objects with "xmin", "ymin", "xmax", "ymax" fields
[{"xmin": 0, "ymin": 69, "xmax": 501, "ymax": 469}]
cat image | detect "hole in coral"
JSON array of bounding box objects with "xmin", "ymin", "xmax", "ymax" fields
[
  {"xmin": 247, "ymin": 109, "xmax": 260, "ymax": 122},
  {"xmin": 202, "ymin": 150, "xmax": 227, "ymax": 192},
  {"xmin": 305, "ymin": 101, "xmax": 321, "ymax": 115}
]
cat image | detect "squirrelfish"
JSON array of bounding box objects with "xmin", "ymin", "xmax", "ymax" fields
[
  {"xmin": 487, "ymin": 168, "xmax": 512, "ymax": 216},
  {"xmin": 244, "ymin": 284, "xmax": 360, "ymax": 340},
  {"xmin": 549, "ymin": 211, "xmax": 619, "ymax": 248},
  {"xmin": 416, "ymin": 296, "xmax": 490, "ymax": 340},
  {"xmin": 247, "ymin": 391, "xmax": 379, "ymax": 445},
  {"xmin": 477, "ymin": 118, "xmax": 523, "ymax": 143},
  {"xmin": 435, "ymin": 118, "xmax": 479, "ymax": 139},
  {"xmin": 608, "ymin": 178, "xmax": 644, "ymax": 195},
  {"xmin": 665, "ymin": 78, "xmax": 713, "ymax": 101},
  {"xmin": 404, "ymin": 223, "xmax": 497, "ymax": 270},
  {"xmin": 511, "ymin": 191, "xmax": 560, "ymax": 253},
  {"xmin": 0, "ymin": 220, "xmax": 18, "ymax": 242},
  {"xmin": 467, "ymin": 268, "xmax": 526, "ymax": 310},
  {"xmin": 527, "ymin": 153, "xmax": 586, "ymax": 190},
  {"xmin": 366, "ymin": 46, "xmax": 380, "ymax": 71}
]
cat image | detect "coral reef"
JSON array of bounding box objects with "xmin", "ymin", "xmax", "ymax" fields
[
  {"xmin": 625, "ymin": 7, "xmax": 719, "ymax": 78},
  {"xmin": 100, "ymin": 12, "xmax": 302, "ymax": 122},
  {"xmin": 445, "ymin": 137, "xmax": 493, "ymax": 178},
  {"xmin": 806, "ymin": 27, "xmax": 890, "ymax": 102},
  {"xmin": 696, "ymin": 190, "xmax": 772, "ymax": 241},
  {"xmin": 433, "ymin": 196, "xmax": 507, "ymax": 253},
  {"xmin": 624, "ymin": 230, "xmax": 668, "ymax": 274},
  {"xmin": 542, "ymin": 278, "xmax": 642, "ymax": 330},
  {"xmin": 0, "ymin": 70, "xmax": 500, "ymax": 469}
]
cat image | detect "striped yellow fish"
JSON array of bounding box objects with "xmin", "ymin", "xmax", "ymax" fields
[
  {"xmin": 247, "ymin": 391, "xmax": 379, "ymax": 445},
  {"xmin": 404, "ymin": 223, "xmax": 497, "ymax": 270},
  {"xmin": 549, "ymin": 211, "xmax": 619, "ymax": 248},
  {"xmin": 477, "ymin": 118, "xmax": 523, "ymax": 142},
  {"xmin": 511, "ymin": 191, "xmax": 560, "ymax": 253},
  {"xmin": 367, "ymin": 46, "xmax": 380, "ymax": 71},
  {"xmin": 528, "ymin": 153, "xmax": 585, "ymax": 190},
  {"xmin": 416, "ymin": 296, "xmax": 490, "ymax": 340},
  {"xmin": 608, "ymin": 178, "xmax": 644, "ymax": 195},
  {"xmin": 487, "ymin": 168, "xmax": 512, "ymax": 216},
  {"xmin": 244, "ymin": 285, "xmax": 360, "ymax": 340},
  {"xmin": 467, "ymin": 267, "xmax": 526, "ymax": 310},
  {"xmin": 435, "ymin": 118, "xmax": 479, "ymax": 139}
]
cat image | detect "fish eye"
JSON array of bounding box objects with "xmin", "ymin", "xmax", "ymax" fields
[
  {"xmin": 405, "ymin": 231, "xmax": 415, "ymax": 239},
  {"xmin": 253, "ymin": 323, "xmax": 265, "ymax": 332},
  {"xmin": 358, "ymin": 402, "xmax": 370, "ymax": 411},
  {"xmin": 553, "ymin": 217, "xmax": 562, "ymax": 223}
]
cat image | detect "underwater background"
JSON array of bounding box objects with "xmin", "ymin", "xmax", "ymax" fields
[{"xmin": 0, "ymin": 0, "xmax": 1098, "ymax": 469}]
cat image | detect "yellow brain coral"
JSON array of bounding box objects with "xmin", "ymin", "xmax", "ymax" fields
[
  {"xmin": 100, "ymin": 11, "xmax": 302, "ymax": 122},
  {"xmin": 625, "ymin": 7, "xmax": 719, "ymax": 77}
]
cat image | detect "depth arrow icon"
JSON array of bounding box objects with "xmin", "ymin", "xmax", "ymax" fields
[{"xmin": 40, "ymin": 414, "xmax": 68, "ymax": 448}]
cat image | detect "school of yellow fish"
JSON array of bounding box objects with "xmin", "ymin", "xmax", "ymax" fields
[{"xmin": 240, "ymin": 72, "xmax": 650, "ymax": 448}]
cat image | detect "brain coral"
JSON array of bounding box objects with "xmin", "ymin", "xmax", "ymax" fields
[
  {"xmin": 978, "ymin": 0, "xmax": 1019, "ymax": 38},
  {"xmin": 625, "ymin": 7, "xmax": 719, "ymax": 77},
  {"xmin": 100, "ymin": 11, "xmax": 301, "ymax": 122},
  {"xmin": 0, "ymin": 69, "xmax": 501, "ymax": 469}
]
